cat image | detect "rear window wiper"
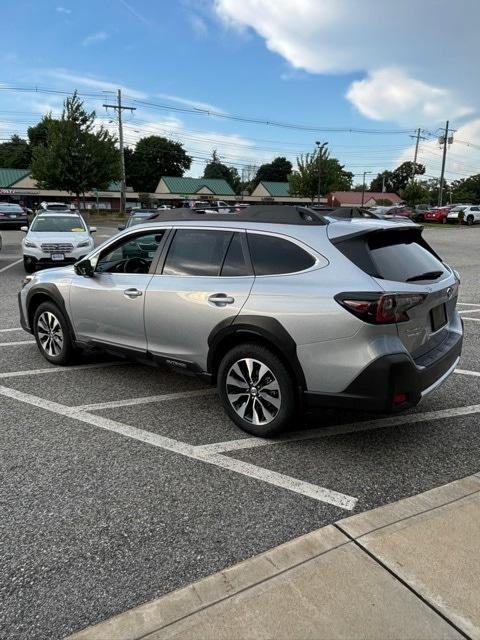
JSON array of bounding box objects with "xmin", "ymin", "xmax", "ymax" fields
[{"xmin": 406, "ymin": 270, "xmax": 444, "ymax": 282}]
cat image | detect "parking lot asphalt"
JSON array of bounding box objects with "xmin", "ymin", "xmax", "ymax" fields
[{"xmin": 1, "ymin": 224, "xmax": 480, "ymax": 639}]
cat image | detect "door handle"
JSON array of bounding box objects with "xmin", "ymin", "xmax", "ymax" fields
[
  {"xmin": 208, "ymin": 293, "xmax": 235, "ymax": 306},
  {"xmin": 124, "ymin": 288, "xmax": 143, "ymax": 299}
]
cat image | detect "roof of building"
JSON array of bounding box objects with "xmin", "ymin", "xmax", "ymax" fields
[
  {"xmin": 0, "ymin": 168, "xmax": 31, "ymax": 188},
  {"xmin": 0, "ymin": 169, "xmax": 126, "ymax": 193},
  {"xmin": 330, "ymin": 191, "xmax": 402, "ymax": 204},
  {"xmin": 160, "ymin": 176, "xmax": 235, "ymax": 196},
  {"xmin": 258, "ymin": 181, "xmax": 291, "ymax": 197}
]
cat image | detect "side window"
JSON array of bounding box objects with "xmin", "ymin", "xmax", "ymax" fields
[
  {"xmin": 471, "ymin": 207, "xmax": 479, "ymax": 212},
  {"xmin": 221, "ymin": 233, "xmax": 252, "ymax": 277},
  {"xmin": 163, "ymin": 229, "xmax": 233, "ymax": 276},
  {"xmin": 96, "ymin": 231, "xmax": 164, "ymax": 274},
  {"xmin": 247, "ymin": 233, "xmax": 315, "ymax": 276}
]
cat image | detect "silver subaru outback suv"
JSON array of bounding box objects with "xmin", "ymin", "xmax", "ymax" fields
[{"xmin": 19, "ymin": 206, "xmax": 463, "ymax": 437}]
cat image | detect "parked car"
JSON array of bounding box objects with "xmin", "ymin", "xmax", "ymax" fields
[
  {"xmin": 19, "ymin": 206, "xmax": 462, "ymax": 437},
  {"xmin": 424, "ymin": 207, "xmax": 450, "ymax": 224},
  {"xmin": 447, "ymin": 205, "xmax": 480, "ymax": 225},
  {"xmin": 118, "ymin": 209, "xmax": 162, "ymax": 230},
  {"xmin": 0, "ymin": 203, "xmax": 29, "ymax": 229},
  {"xmin": 21, "ymin": 212, "xmax": 96, "ymax": 273}
]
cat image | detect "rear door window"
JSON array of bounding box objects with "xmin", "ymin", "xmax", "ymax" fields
[
  {"xmin": 368, "ymin": 236, "xmax": 447, "ymax": 282},
  {"xmin": 247, "ymin": 233, "xmax": 315, "ymax": 275},
  {"xmin": 221, "ymin": 233, "xmax": 252, "ymax": 277},
  {"xmin": 163, "ymin": 229, "xmax": 233, "ymax": 276}
]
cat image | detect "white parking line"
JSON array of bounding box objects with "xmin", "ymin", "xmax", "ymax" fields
[
  {"xmin": 0, "ymin": 340, "xmax": 36, "ymax": 347},
  {"xmin": 0, "ymin": 360, "xmax": 124, "ymax": 379},
  {"xmin": 456, "ymin": 369, "xmax": 480, "ymax": 377},
  {"xmin": 0, "ymin": 259, "xmax": 22, "ymax": 273},
  {"xmin": 0, "ymin": 384, "xmax": 357, "ymax": 510},
  {"xmin": 194, "ymin": 403, "xmax": 480, "ymax": 455},
  {"xmin": 463, "ymin": 317, "xmax": 480, "ymax": 323},
  {"xmin": 458, "ymin": 303, "xmax": 480, "ymax": 307},
  {"xmin": 0, "ymin": 327, "xmax": 23, "ymax": 333},
  {"xmin": 76, "ymin": 388, "xmax": 215, "ymax": 411},
  {"xmin": 458, "ymin": 309, "xmax": 480, "ymax": 315}
]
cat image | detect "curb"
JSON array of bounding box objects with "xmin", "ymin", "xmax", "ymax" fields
[{"xmin": 68, "ymin": 473, "xmax": 480, "ymax": 640}]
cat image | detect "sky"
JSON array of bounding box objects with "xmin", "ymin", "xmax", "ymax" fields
[{"xmin": 0, "ymin": 0, "xmax": 479, "ymax": 185}]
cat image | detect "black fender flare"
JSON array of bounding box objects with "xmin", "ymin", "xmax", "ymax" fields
[
  {"xmin": 26, "ymin": 283, "xmax": 77, "ymax": 342},
  {"xmin": 207, "ymin": 315, "xmax": 306, "ymax": 390}
]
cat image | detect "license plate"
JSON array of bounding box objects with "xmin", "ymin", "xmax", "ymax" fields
[
  {"xmin": 51, "ymin": 253, "xmax": 65, "ymax": 261},
  {"xmin": 9, "ymin": 214, "xmax": 18, "ymax": 218},
  {"xmin": 430, "ymin": 303, "xmax": 447, "ymax": 332}
]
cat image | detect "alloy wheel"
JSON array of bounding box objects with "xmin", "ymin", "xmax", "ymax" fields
[
  {"xmin": 226, "ymin": 358, "xmax": 281, "ymax": 425},
  {"xmin": 37, "ymin": 311, "xmax": 64, "ymax": 357}
]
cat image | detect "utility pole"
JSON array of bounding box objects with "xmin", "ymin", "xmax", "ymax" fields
[
  {"xmin": 411, "ymin": 128, "xmax": 421, "ymax": 183},
  {"xmin": 103, "ymin": 89, "xmax": 136, "ymax": 212},
  {"xmin": 438, "ymin": 120, "xmax": 452, "ymax": 207},
  {"xmin": 315, "ymin": 141, "xmax": 328, "ymax": 203}
]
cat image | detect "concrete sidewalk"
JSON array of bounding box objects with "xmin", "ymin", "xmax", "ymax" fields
[{"xmin": 70, "ymin": 473, "xmax": 480, "ymax": 640}]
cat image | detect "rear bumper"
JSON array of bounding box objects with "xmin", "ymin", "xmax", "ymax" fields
[{"xmin": 304, "ymin": 329, "xmax": 463, "ymax": 413}]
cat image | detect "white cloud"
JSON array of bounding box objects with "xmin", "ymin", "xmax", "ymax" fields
[
  {"xmin": 156, "ymin": 93, "xmax": 226, "ymax": 114},
  {"xmin": 82, "ymin": 31, "xmax": 109, "ymax": 46},
  {"xmin": 43, "ymin": 69, "xmax": 147, "ymax": 99},
  {"xmin": 214, "ymin": 0, "xmax": 478, "ymax": 127},
  {"xmin": 118, "ymin": 0, "xmax": 152, "ymax": 28},
  {"xmin": 56, "ymin": 6, "xmax": 72, "ymax": 14},
  {"xmin": 347, "ymin": 69, "xmax": 473, "ymax": 125}
]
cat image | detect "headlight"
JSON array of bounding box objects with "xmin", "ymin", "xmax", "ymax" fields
[
  {"xmin": 24, "ymin": 240, "xmax": 37, "ymax": 248},
  {"xmin": 77, "ymin": 239, "xmax": 92, "ymax": 248}
]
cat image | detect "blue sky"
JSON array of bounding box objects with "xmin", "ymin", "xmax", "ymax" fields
[{"xmin": 0, "ymin": 0, "xmax": 478, "ymax": 183}]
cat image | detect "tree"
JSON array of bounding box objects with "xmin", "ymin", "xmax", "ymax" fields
[
  {"xmin": 31, "ymin": 92, "xmax": 120, "ymax": 202},
  {"xmin": 289, "ymin": 146, "xmax": 353, "ymax": 201},
  {"xmin": 0, "ymin": 135, "xmax": 31, "ymax": 168},
  {"xmin": 253, "ymin": 157, "xmax": 292, "ymax": 187},
  {"xmin": 27, "ymin": 117, "xmax": 52, "ymax": 148},
  {"xmin": 203, "ymin": 150, "xmax": 241, "ymax": 193},
  {"xmin": 400, "ymin": 181, "xmax": 430, "ymax": 207},
  {"xmin": 451, "ymin": 174, "xmax": 480, "ymax": 204},
  {"xmin": 370, "ymin": 162, "xmax": 425, "ymax": 193},
  {"xmin": 125, "ymin": 135, "xmax": 191, "ymax": 193}
]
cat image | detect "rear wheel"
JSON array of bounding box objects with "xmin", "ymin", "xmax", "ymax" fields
[
  {"xmin": 218, "ymin": 343, "xmax": 296, "ymax": 437},
  {"xmin": 33, "ymin": 301, "xmax": 75, "ymax": 365}
]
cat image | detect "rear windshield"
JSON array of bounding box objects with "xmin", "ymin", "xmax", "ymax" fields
[
  {"xmin": 334, "ymin": 229, "xmax": 448, "ymax": 283},
  {"xmin": 31, "ymin": 216, "xmax": 86, "ymax": 232},
  {"xmin": 0, "ymin": 204, "xmax": 24, "ymax": 213}
]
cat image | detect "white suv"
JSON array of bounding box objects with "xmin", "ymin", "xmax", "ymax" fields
[
  {"xmin": 22, "ymin": 212, "xmax": 96, "ymax": 273},
  {"xmin": 447, "ymin": 205, "xmax": 480, "ymax": 225}
]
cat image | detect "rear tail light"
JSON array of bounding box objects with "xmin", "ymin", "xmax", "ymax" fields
[{"xmin": 335, "ymin": 292, "xmax": 426, "ymax": 324}]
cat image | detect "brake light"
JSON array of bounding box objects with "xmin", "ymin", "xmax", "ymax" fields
[{"xmin": 336, "ymin": 292, "xmax": 426, "ymax": 324}]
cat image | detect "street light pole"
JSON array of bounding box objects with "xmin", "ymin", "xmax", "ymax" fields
[
  {"xmin": 361, "ymin": 171, "xmax": 371, "ymax": 206},
  {"xmin": 315, "ymin": 141, "xmax": 328, "ymax": 204}
]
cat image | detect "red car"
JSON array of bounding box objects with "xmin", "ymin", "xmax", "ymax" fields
[{"xmin": 424, "ymin": 207, "xmax": 449, "ymax": 223}]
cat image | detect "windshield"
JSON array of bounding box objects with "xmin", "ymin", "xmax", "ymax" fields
[
  {"xmin": 0, "ymin": 204, "xmax": 24, "ymax": 213},
  {"xmin": 30, "ymin": 216, "xmax": 86, "ymax": 233},
  {"xmin": 127, "ymin": 213, "xmax": 158, "ymax": 227}
]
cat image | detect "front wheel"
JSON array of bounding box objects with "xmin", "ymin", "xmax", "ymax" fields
[
  {"xmin": 218, "ymin": 343, "xmax": 296, "ymax": 437},
  {"xmin": 466, "ymin": 214, "xmax": 475, "ymax": 226},
  {"xmin": 33, "ymin": 301, "xmax": 75, "ymax": 365}
]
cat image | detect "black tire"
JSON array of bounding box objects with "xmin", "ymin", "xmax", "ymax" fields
[
  {"xmin": 33, "ymin": 301, "xmax": 75, "ymax": 365},
  {"xmin": 23, "ymin": 258, "xmax": 35, "ymax": 274},
  {"xmin": 218, "ymin": 343, "xmax": 296, "ymax": 437},
  {"xmin": 466, "ymin": 214, "xmax": 474, "ymax": 226}
]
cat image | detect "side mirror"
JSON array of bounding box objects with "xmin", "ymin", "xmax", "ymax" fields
[
  {"xmin": 20, "ymin": 226, "xmax": 28, "ymax": 232},
  {"xmin": 74, "ymin": 258, "xmax": 95, "ymax": 278},
  {"xmin": 89, "ymin": 226, "xmax": 97, "ymax": 233},
  {"xmin": 118, "ymin": 224, "xmax": 125, "ymax": 231}
]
